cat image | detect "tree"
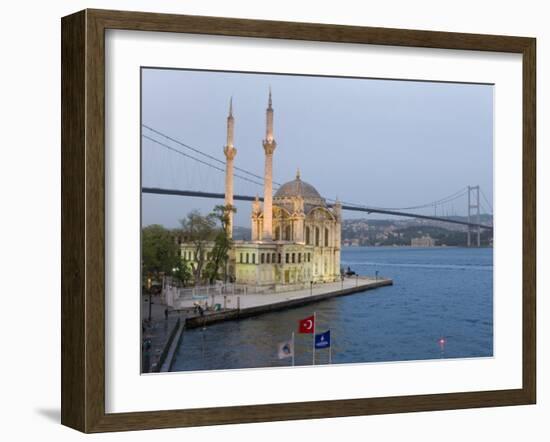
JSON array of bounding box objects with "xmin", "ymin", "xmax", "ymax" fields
[
  {"xmin": 204, "ymin": 204, "xmax": 236, "ymax": 284},
  {"xmin": 173, "ymin": 259, "xmax": 192, "ymax": 287},
  {"xmin": 179, "ymin": 210, "xmax": 217, "ymax": 284},
  {"xmin": 141, "ymin": 224, "xmax": 178, "ymax": 286}
]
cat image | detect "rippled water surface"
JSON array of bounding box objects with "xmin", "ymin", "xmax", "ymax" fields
[{"xmin": 171, "ymin": 247, "xmax": 493, "ymax": 371}]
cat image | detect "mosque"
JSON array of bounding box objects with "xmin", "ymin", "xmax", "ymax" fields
[{"xmin": 181, "ymin": 91, "xmax": 342, "ymax": 287}]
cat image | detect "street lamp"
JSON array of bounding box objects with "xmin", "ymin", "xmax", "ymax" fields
[
  {"xmin": 147, "ymin": 277, "xmax": 153, "ymax": 323},
  {"xmin": 224, "ymin": 258, "xmax": 228, "ymax": 285}
]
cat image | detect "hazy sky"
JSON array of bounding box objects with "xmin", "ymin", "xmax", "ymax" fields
[{"xmin": 141, "ymin": 68, "xmax": 493, "ymax": 228}]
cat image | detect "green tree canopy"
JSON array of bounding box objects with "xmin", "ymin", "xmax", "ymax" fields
[
  {"xmin": 205, "ymin": 205, "xmax": 236, "ymax": 283},
  {"xmin": 141, "ymin": 224, "xmax": 178, "ymax": 281},
  {"xmin": 179, "ymin": 206, "xmax": 236, "ymax": 284},
  {"xmin": 179, "ymin": 210, "xmax": 217, "ymax": 284}
]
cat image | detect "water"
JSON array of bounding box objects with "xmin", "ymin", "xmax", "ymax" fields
[{"xmin": 171, "ymin": 247, "xmax": 493, "ymax": 371}]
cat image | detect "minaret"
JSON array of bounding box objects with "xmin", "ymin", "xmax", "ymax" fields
[
  {"xmin": 262, "ymin": 88, "xmax": 277, "ymax": 241},
  {"xmin": 223, "ymin": 97, "xmax": 237, "ymax": 238}
]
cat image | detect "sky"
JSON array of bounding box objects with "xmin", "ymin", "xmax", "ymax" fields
[{"xmin": 141, "ymin": 68, "xmax": 493, "ymax": 228}]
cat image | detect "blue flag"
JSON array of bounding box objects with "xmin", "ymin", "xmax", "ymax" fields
[{"xmin": 315, "ymin": 330, "xmax": 331, "ymax": 349}]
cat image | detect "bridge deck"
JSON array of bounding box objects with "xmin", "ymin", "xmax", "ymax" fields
[{"xmin": 142, "ymin": 187, "xmax": 493, "ymax": 231}]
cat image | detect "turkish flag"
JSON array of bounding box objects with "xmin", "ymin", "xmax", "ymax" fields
[{"xmin": 299, "ymin": 315, "xmax": 315, "ymax": 333}]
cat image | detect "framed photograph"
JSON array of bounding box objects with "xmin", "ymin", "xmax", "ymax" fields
[{"xmin": 61, "ymin": 9, "xmax": 536, "ymax": 432}]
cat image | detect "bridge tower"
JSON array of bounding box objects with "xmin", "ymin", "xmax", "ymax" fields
[
  {"xmin": 262, "ymin": 88, "xmax": 277, "ymax": 241},
  {"xmin": 467, "ymin": 185, "xmax": 481, "ymax": 247},
  {"xmin": 223, "ymin": 97, "xmax": 237, "ymax": 239}
]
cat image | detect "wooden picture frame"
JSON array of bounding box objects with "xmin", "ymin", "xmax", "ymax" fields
[{"xmin": 61, "ymin": 8, "xmax": 536, "ymax": 433}]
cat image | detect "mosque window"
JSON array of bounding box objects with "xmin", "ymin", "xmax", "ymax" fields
[
  {"xmin": 272, "ymin": 253, "xmax": 276, "ymax": 263},
  {"xmin": 246, "ymin": 253, "xmax": 249, "ymax": 264},
  {"xmin": 267, "ymin": 253, "xmax": 271, "ymax": 264},
  {"xmin": 325, "ymin": 228, "xmax": 329, "ymax": 246},
  {"xmin": 278, "ymin": 253, "xmax": 282, "ymax": 263},
  {"xmin": 240, "ymin": 253, "xmax": 243, "ymax": 263},
  {"xmin": 305, "ymin": 227, "xmax": 310, "ymax": 244},
  {"xmin": 292, "ymin": 253, "xmax": 295, "ymax": 263},
  {"xmin": 261, "ymin": 253, "xmax": 265, "ymax": 264},
  {"xmin": 252, "ymin": 253, "xmax": 256, "ymax": 264},
  {"xmin": 286, "ymin": 253, "xmax": 289, "ymax": 263},
  {"xmin": 285, "ymin": 225, "xmax": 292, "ymax": 241},
  {"xmin": 298, "ymin": 253, "xmax": 301, "ymax": 263},
  {"xmin": 315, "ymin": 227, "xmax": 320, "ymax": 246}
]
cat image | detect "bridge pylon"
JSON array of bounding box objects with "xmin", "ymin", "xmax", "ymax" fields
[{"xmin": 467, "ymin": 185, "xmax": 481, "ymax": 247}]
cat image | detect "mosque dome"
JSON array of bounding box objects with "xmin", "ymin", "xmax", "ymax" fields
[{"xmin": 274, "ymin": 170, "xmax": 326, "ymax": 210}]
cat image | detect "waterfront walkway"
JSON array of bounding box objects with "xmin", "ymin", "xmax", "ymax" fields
[
  {"xmin": 141, "ymin": 294, "xmax": 187, "ymax": 372},
  {"xmin": 181, "ymin": 276, "xmax": 392, "ymax": 329}
]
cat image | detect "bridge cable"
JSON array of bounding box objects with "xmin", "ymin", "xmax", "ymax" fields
[
  {"xmin": 142, "ymin": 124, "xmax": 282, "ymax": 186},
  {"xmin": 479, "ymin": 188, "xmax": 493, "ymax": 214},
  {"xmin": 340, "ymin": 187, "xmax": 468, "ymax": 212},
  {"xmin": 142, "ymin": 125, "xmax": 474, "ymax": 214},
  {"xmin": 142, "ymin": 134, "xmax": 266, "ymax": 187}
]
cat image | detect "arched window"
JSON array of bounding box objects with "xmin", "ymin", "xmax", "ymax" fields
[
  {"xmin": 274, "ymin": 226, "xmax": 280, "ymax": 241},
  {"xmin": 315, "ymin": 227, "xmax": 320, "ymax": 246},
  {"xmin": 285, "ymin": 225, "xmax": 292, "ymax": 241},
  {"xmin": 325, "ymin": 228, "xmax": 329, "ymax": 247},
  {"xmin": 305, "ymin": 226, "xmax": 310, "ymax": 245}
]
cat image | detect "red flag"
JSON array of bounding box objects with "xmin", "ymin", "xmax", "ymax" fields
[{"xmin": 299, "ymin": 315, "xmax": 315, "ymax": 334}]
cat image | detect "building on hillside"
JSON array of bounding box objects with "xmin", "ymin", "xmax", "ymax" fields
[{"xmin": 411, "ymin": 235, "xmax": 436, "ymax": 247}]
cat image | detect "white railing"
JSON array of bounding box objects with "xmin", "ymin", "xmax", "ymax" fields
[{"xmin": 163, "ymin": 277, "xmax": 359, "ymax": 308}]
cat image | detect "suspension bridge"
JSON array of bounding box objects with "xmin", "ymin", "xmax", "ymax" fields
[{"xmin": 141, "ymin": 124, "xmax": 493, "ymax": 246}]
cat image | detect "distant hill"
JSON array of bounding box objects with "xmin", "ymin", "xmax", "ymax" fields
[
  {"xmin": 342, "ymin": 216, "xmax": 493, "ymax": 247},
  {"xmin": 233, "ymin": 226, "xmax": 252, "ymax": 241}
]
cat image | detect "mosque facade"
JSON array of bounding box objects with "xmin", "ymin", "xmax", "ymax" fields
[{"xmin": 181, "ymin": 91, "xmax": 342, "ymax": 287}]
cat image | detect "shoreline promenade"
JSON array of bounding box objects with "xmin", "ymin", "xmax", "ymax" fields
[{"xmin": 179, "ymin": 276, "xmax": 392, "ymax": 329}]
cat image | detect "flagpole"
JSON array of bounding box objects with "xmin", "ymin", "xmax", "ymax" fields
[
  {"xmin": 292, "ymin": 332, "xmax": 295, "ymax": 366},
  {"xmin": 312, "ymin": 312, "xmax": 316, "ymax": 365}
]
